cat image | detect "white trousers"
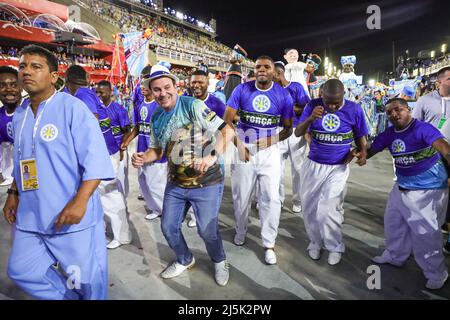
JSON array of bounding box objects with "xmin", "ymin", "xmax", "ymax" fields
[
  {"xmin": 378, "ymin": 184, "xmax": 448, "ymax": 282},
  {"xmin": 98, "ymin": 152, "xmax": 131, "ymax": 243},
  {"xmin": 138, "ymin": 162, "xmax": 167, "ymax": 215},
  {"xmin": 0, "ymin": 142, "xmax": 13, "ymax": 180},
  {"xmin": 231, "ymin": 143, "xmax": 282, "ymax": 248},
  {"xmin": 300, "ymin": 158, "xmax": 349, "ymax": 253},
  {"xmin": 279, "ymin": 134, "xmax": 308, "ymax": 206},
  {"xmin": 116, "ymin": 151, "xmax": 130, "ymax": 199}
]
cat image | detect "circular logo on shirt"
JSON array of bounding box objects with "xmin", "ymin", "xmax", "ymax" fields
[
  {"xmin": 40, "ymin": 124, "xmax": 58, "ymax": 142},
  {"xmin": 252, "ymin": 95, "xmax": 271, "ymax": 112},
  {"xmin": 391, "ymin": 139, "xmax": 406, "ymax": 153},
  {"xmin": 322, "ymin": 114, "xmax": 341, "ymax": 132},
  {"xmin": 140, "ymin": 106, "xmax": 148, "ymax": 121},
  {"xmin": 6, "ymin": 122, "xmax": 13, "ymax": 139}
]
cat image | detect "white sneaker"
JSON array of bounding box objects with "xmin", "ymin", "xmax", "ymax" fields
[
  {"xmin": 214, "ymin": 260, "xmax": 229, "ymax": 286},
  {"xmin": 265, "ymin": 248, "xmax": 277, "ymax": 265},
  {"xmin": 308, "ymin": 249, "xmax": 321, "ymax": 260},
  {"xmin": 256, "ymin": 202, "xmax": 260, "ymax": 210},
  {"xmin": 328, "ymin": 252, "xmax": 342, "ymax": 265},
  {"xmin": 233, "ymin": 233, "xmax": 246, "ymax": 246},
  {"xmin": 145, "ymin": 212, "xmax": 161, "ymax": 220},
  {"xmin": 292, "ymin": 204, "xmax": 302, "ymax": 213},
  {"xmin": 425, "ymin": 275, "xmax": 448, "ymax": 290},
  {"xmin": 160, "ymin": 258, "xmax": 195, "ymax": 279},
  {"xmin": 187, "ymin": 217, "xmax": 197, "ymax": 228},
  {"xmin": 107, "ymin": 239, "xmax": 131, "ymax": 249}
]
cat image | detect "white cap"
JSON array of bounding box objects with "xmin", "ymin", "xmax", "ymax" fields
[{"xmin": 142, "ymin": 64, "xmax": 179, "ymax": 89}]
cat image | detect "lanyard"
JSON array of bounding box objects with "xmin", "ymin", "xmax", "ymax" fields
[{"xmin": 17, "ymin": 92, "xmax": 56, "ymax": 158}]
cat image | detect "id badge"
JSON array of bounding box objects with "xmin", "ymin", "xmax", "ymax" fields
[
  {"xmin": 20, "ymin": 158, "xmax": 39, "ymax": 191},
  {"xmin": 438, "ymin": 117, "xmax": 447, "ymax": 129}
]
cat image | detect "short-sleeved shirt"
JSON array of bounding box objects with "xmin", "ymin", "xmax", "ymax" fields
[
  {"xmin": 371, "ymin": 119, "xmax": 443, "ymax": 177},
  {"xmin": 134, "ymin": 98, "xmax": 166, "ymax": 163},
  {"xmin": 227, "ymin": 81, "xmax": 294, "ymax": 143},
  {"xmin": 203, "ymin": 93, "xmax": 226, "ymax": 119},
  {"xmin": 149, "ymin": 95, "xmax": 225, "ymax": 188},
  {"xmin": 284, "ymin": 82, "xmax": 311, "ymax": 127},
  {"xmin": 0, "ymin": 107, "xmax": 14, "ymax": 143},
  {"xmin": 299, "ymin": 98, "xmax": 369, "ymax": 165},
  {"xmin": 13, "ymin": 92, "xmax": 115, "ymax": 234},
  {"xmin": 74, "ymin": 87, "xmax": 119, "ymax": 155},
  {"xmin": 104, "ymin": 101, "xmax": 130, "ymax": 146}
]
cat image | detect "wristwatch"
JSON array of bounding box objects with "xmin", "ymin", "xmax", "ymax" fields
[{"xmin": 7, "ymin": 188, "xmax": 19, "ymax": 196}]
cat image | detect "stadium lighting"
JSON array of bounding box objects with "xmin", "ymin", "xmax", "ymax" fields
[
  {"xmin": 430, "ymin": 50, "xmax": 435, "ymax": 58},
  {"xmin": 441, "ymin": 43, "xmax": 447, "ymax": 54},
  {"xmin": 176, "ymin": 11, "xmax": 184, "ymax": 20},
  {"xmin": 324, "ymin": 57, "xmax": 329, "ymax": 67},
  {"xmin": 368, "ymin": 79, "xmax": 376, "ymax": 87},
  {"xmin": 197, "ymin": 21, "xmax": 205, "ymax": 28}
]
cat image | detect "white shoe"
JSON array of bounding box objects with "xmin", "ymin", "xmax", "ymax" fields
[
  {"xmin": 292, "ymin": 204, "xmax": 302, "ymax": 213},
  {"xmin": 187, "ymin": 217, "xmax": 197, "ymax": 228},
  {"xmin": 233, "ymin": 233, "xmax": 246, "ymax": 246},
  {"xmin": 256, "ymin": 202, "xmax": 259, "ymax": 210},
  {"xmin": 145, "ymin": 212, "xmax": 161, "ymax": 220},
  {"xmin": 214, "ymin": 260, "xmax": 229, "ymax": 286},
  {"xmin": 328, "ymin": 252, "xmax": 342, "ymax": 265},
  {"xmin": 107, "ymin": 239, "xmax": 131, "ymax": 249},
  {"xmin": 425, "ymin": 275, "xmax": 448, "ymax": 290},
  {"xmin": 160, "ymin": 258, "xmax": 195, "ymax": 279},
  {"xmin": 308, "ymin": 249, "xmax": 321, "ymax": 260},
  {"xmin": 0, "ymin": 177, "xmax": 13, "ymax": 186},
  {"xmin": 264, "ymin": 248, "xmax": 277, "ymax": 265}
]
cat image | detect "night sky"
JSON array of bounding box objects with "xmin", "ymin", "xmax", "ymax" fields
[{"xmin": 164, "ymin": 0, "xmax": 450, "ymax": 80}]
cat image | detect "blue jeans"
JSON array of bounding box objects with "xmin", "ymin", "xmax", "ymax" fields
[{"xmin": 161, "ymin": 182, "xmax": 226, "ymax": 265}]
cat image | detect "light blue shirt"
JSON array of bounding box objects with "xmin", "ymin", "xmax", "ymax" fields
[
  {"xmin": 396, "ymin": 160, "xmax": 448, "ymax": 190},
  {"xmin": 12, "ymin": 91, "xmax": 115, "ymax": 234}
]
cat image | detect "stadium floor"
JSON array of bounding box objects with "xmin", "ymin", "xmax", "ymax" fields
[{"xmin": 1, "ymin": 149, "xmax": 450, "ymax": 300}]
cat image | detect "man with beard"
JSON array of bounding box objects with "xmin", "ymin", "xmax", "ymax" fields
[{"xmin": 224, "ymin": 56, "xmax": 294, "ymax": 265}]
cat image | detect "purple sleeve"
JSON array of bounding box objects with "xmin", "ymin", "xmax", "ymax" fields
[
  {"xmin": 133, "ymin": 103, "xmax": 140, "ymax": 125},
  {"xmin": 76, "ymin": 93, "xmax": 98, "ymax": 115},
  {"xmin": 421, "ymin": 122, "xmax": 444, "ymax": 145},
  {"xmin": 117, "ymin": 104, "xmax": 131, "ymax": 127},
  {"xmin": 298, "ymin": 102, "xmax": 313, "ymax": 123},
  {"xmin": 226, "ymin": 84, "xmax": 242, "ymax": 110},
  {"xmin": 296, "ymin": 85, "xmax": 311, "ymax": 106},
  {"xmin": 370, "ymin": 131, "xmax": 389, "ymax": 153},
  {"xmin": 353, "ymin": 104, "xmax": 369, "ymax": 139},
  {"xmin": 281, "ymin": 90, "xmax": 294, "ymax": 120}
]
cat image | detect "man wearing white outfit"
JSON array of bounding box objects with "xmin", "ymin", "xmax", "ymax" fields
[
  {"xmin": 273, "ymin": 61, "xmax": 310, "ymax": 213},
  {"xmin": 122, "ymin": 71, "xmax": 167, "ymax": 221},
  {"xmin": 362, "ymin": 98, "xmax": 450, "ymax": 290},
  {"xmin": 295, "ymin": 79, "xmax": 368, "ymax": 265},
  {"xmin": 224, "ymin": 56, "xmax": 294, "ymax": 265},
  {"xmin": 284, "ymin": 49, "xmax": 310, "ymax": 98}
]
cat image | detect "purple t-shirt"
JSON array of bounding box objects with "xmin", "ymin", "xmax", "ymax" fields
[
  {"xmin": 227, "ymin": 81, "xmax": 294, "ymax": 143},
  {"xmin": 134, "ymin": 99, "xmax": 166, "ymax": 163},
  {"xmin": 0, "ymin": 107, "xmax": 14, "ymax": 143},
  {"xmin": 371, "ymin": 119, "xmax": 443, "ymax": 176},
  {"xmin": 299, "ymin": 98, "xmax": 369, "ymax": 165},
  {"xmin": 204, "ymin": 93, "xmax": 226, "ymax": 119},
  {"xmin": 104, "ymin": 101, "xmax": 130, "ymax": 146},
  {"xmin": 284, "ymin": 82, "xmax": 311, "ymax": 127},
  {"xmin": 74, "ymin": 87, "xmax": 119, "ymax": 155}
]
